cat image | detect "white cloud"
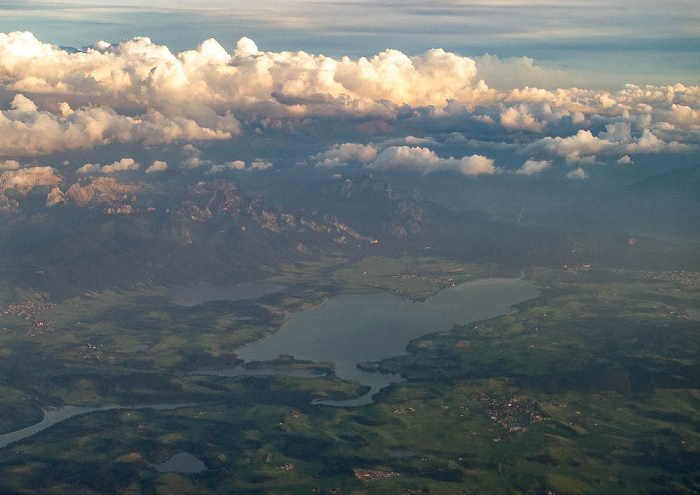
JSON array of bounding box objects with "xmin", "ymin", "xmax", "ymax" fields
[
  {"xmin": 516, "ymin": 159, "xmax": 550, "ymax": 175},
  {"xmin": 616, "ymin": 155, "xmax": 633, "ymax": 164},
  {"xmin": 500, "ymin": 104, "xmax": 546, "ymax": 132},
  {"xmin": 565, "ymin": 153, "xmax": 599, "ymax": 165},
  {"xmin": 11, "ymin": 93, "xmax": 38, "ymax": 113},
  {"xmin": 600, "ymin": 122, "xmax": 632, "ymax": 140},
  {"xmin": 0, "ymin": 94, "xmax": 232, "ymax": 156},
  {"xmin": 369, "ymin": 146, "xmax": 496, "ymax": 175},
  {"xmin": 101, "ymin": 158, "xmax": 139, "ymax": 174},
  {"xmin": 333, "ymin": 48, "xmax": 486, "ymax": 108},
  {"xmin": 0, "ymin": 165, "xmax": 60, "ymax": 191},
  {"xmin": 77, "ymin": 163, "xmax": 101, "ymax": 174},
  {"xmin": 250, "ymin": 159, "xmax": 273, "ymax": 170},
  {"xmin": 209, "ymin": 160, "xmax": 245, "ymax": 173},
  {"xmin": 313, "ymin": 143, "xmax": 378, "ymax": 167},
  {"xmin": 146, "ymin": 160, "xmax": 168, "ymax": 173},
  {"xmin": 623, "ymin": 128, "xmax": 685, "ymax": 153},
  {"xmin": 209, "ymin": 159, "xmax": 271, "ymax": 173},
  {"xmin": 0, "ymin": 160, "xmax": 20, "ymax": 170},
  {"xmin": 0, "ymin": 31, "xmax": 495, "ymax": 118},
  {"xmin": 567, "ymin": 168, "xmax": 588, "ymax": 179},
  {"xmin": 370, "ymin": 146, "xmax": 438, "ymax": 173},
  {"xmin": 663, "ymin": 104, "xmax": 700, "ymax": 128},
  {"xmin": 77, "ymin": 159, "xmax": 139, "ymax": 175},
  {"xmin": 526, "ymin": 126, "xmax": 687, "ymax": 161},
  {"xmin": 0, "ymin": 31, "xmax": 697, "ymax": 173},
  {"xmin": 538, "ymin": 130, "xmax": 615, "ymax": 157},
  {"xmin": 404, "ymin": 136, "xmax": 438, "ymax": 146},
  {"xmin": 181, "ymin": 144, "xmax": 209, "ymax": 168}
]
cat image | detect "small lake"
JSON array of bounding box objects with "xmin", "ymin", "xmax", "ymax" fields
[
  {"xmin": 165, "ymin": 281, "xmax": 284, "ymax": 306},
  {"xmin": 151, "ymin": 452, "xmax": 208, "ymax": 473},
  {"xmin": 204, "ymin": 277, "xmax": 539, "ymax": 406}
]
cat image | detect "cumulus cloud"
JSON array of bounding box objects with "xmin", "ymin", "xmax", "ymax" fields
[
  {"xmin": 567, "ymin": 168, "xmax": 588, "ymax": 180},
  {"xmin": 369, "ymin": 146, "xmax": 496, "ymax": 175},
  {"xmin": 0, "ymin": 165, "xmax": 60, "ymax": 191},
  {"xmin": 499, "ymin": 104, "xmax": 546, "ymax": 132},
  {"xmin": 250, "ymin": 159, "xmax": 273, "ymax": 170},
  {"xmin": 313, "ymin": 143, "xmax": 378, "ymax": 167},
  {"xmin": 0, "ymin": 31, "xmax": 697, "ymax": 178},
  {"xmin": 101, "ymin": 158, "xmax": 139, "ymax": 173},
  {"xmin": 76, "ymin": 163, "xmax": 100, "ymax": 175},
  {"xmin": 0, "ymin": 31, "xmax": 494, "ymax": 119},
  {"xmin": 181, "ymin": 144, "xmax": 210, "ymax": 169},
  {"xmin": 209, "ymin": 159, "xmax": 271, "ymax": 173},
  {"xmin": 617, "ymin": 155, "xmax": 633, "ymax": 164},
  {"xmin": 209, "ymin": 160, "xmax": 246, "ymax": 173},
  {"xmin": 1, "ymin": 33, "xmax": 698, "ymax": 132},
  {"xmin": 565, "ymin": 153, "xmax": 599, "ymax": 165},
  {"xmin": 0, "ymin": 94, "xmax": 232, "ymax": 156},
  {"xmin": 11, "ymin": 94, "xmax": 38, "ymax": 113},
  {"xmin": 0, "ymin": 160, "xmax": 20, "ymax": 170},
  {"xmin": 78, "ymin": 158, "xmax": 139, "ymax": 174},
  {"xmin": 145, "ymin": 160, "xmax": 168, "ymax": 173},
  {"xmin": 516, "ymin": 159, "xmax": 551, "ymax": 175},
  {"xmin": 543, "ymin": 130, "xmax": 615, "ymax": 156},
  {"xmin": 404, "ymin": 136, "xmax": 438, "ymax": 146},
  {"xmin": 526, "ymin": 127, "xmax": 687, "ymax": 161}
]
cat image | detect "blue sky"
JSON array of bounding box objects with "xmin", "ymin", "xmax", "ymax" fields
[{"xmin": 2, "ymin": 0, "xmax": 699, "ymax": 88}]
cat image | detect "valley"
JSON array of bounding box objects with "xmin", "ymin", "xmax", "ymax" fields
[{"xmin": 0, "ymin": 256, "xmax": 698, "ymax": 494}]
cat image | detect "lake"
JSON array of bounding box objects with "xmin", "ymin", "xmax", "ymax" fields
[
  {"xmin": 1, "ymin": 277, "xmax": 537, "ymax": 446},
  {"xmin": 204, "ymin": 277, "xmax": 539, "ymax": 405},
  {"xmin": 150, "ymin": 452, "xmax": 208, "ymax": 473}
]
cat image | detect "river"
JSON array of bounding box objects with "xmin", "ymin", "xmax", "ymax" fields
[
  {"xmin": 0, "ymin": 403, "xmax": 198, "ymax": 450},
  {"xmin": 1, "ymin": 276, "xmax": 537, "ymax": 447}
]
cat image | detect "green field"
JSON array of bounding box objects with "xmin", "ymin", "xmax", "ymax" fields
[{"xmin": 0, "ymin": 260, "xmax": 699, "ymax": 494}]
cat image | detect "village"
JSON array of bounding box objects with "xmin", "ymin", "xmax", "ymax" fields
[
  {"xmin": 473, "ymin": 393, "xmax": 550, "ymax": 432},
  {"xmin": 1, "ymin": 299, "xmax": 55, "ymax": 336}
]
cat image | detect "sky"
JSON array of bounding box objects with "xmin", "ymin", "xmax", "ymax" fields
[
  {"xmin": 0, "ymin": 0, "xmax": 698, "ymax": 193},
  {"xmin": 3, "ymin": 0, "xmax": 699, "ymax": 88}
]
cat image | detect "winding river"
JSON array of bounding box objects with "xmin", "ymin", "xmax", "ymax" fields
[
  {"xmin": 0, "ymin": 276, "xmax": 538, "ymax": 447},
  {"xmin": 0, "ymin": 403, "xmax": 197, "ymax": 450}
]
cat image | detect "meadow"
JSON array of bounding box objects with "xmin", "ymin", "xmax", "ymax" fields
[{"xmin": 0, "ymin": 259, "xmax": 698, "ymax": 494}]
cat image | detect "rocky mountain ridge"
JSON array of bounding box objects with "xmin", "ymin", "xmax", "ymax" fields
[{"xmin": 0, "ymin": 172, "xmax": 435, "ymax": 298}]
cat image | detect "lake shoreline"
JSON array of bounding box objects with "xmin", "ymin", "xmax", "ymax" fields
[
  {"xmin": 2, "ymin": 276, "xmax": 539, "ymax": 445},
  {"xmin": 201, "ymin": 276, "xmax": 540, "ymax": 406}
]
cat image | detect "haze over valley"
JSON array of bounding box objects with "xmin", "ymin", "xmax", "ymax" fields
[{"xmin": 0, "ymin": 2, "xmax": 699, "ymax": 493}]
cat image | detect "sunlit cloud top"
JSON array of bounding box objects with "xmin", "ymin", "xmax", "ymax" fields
[
  {"xmin": 0, "ymin": 30, "xmax": 698, "ymax": 183},
  {"xmin": 3, "ymin": 0, "xmax": 699, "ymax": 89}
]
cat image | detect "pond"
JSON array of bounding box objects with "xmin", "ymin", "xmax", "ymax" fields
[
  {"xmin": 150, "ymin": 452, "xmax": 208, "ymax": 473},
  {"xmin": 202, "ymin": 277, "xmax": 539, "ymax": 406}
]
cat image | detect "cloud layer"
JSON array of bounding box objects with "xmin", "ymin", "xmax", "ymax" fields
[{"xmin": 0, "ymin": 31, "xmax": 698, "ymax": 180}]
